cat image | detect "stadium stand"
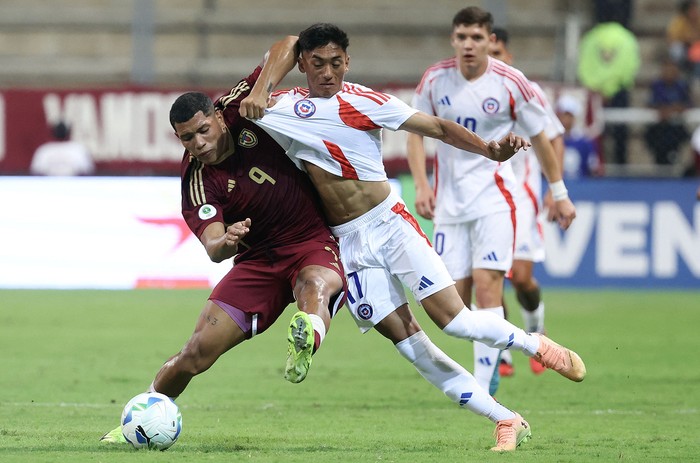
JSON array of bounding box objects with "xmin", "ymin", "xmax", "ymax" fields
[{"xmin": 0, "ymin": 0, "xmax": 694, "ymax": 173}]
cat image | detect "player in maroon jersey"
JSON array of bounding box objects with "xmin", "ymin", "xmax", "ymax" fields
[{"xmin": 100, "ymin": 36, "xmax": 345, "ymax": 444}]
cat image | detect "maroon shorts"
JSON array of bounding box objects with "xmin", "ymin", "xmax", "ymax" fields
[{"xmin": 209, "ymin": 233, "xmax": 346, "ymax": 337}]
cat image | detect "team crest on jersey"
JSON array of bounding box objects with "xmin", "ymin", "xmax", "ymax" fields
[
  {"xmin": 482, "ymin": 97, "xmax": 500, "ymax": 114},
  {"xmin": 198, "ymin": 204, "xmax": 217, "ymax": 220},
  {"xmin": 238, "ymin": 129, "xmax": 258, "ymax": 148},
  {"xmin": 356, "ymin": 303, "xmax": 373, "ymax": 320},
  {"xmin": 294, "ymin": 99, "xmax": 316, "ymax": 118}
]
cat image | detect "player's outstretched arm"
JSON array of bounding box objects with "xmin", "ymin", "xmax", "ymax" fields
[
  {"xmin": 199, "ymin": 218, "xmax": 251, "ymax": 263},
  {"xmin": 400, "ymin": 112, "xmax": 528, "ymax": 162},
  {"xmin": 240, "ymin": 36, "xmax": 299, "ymax": 120}
]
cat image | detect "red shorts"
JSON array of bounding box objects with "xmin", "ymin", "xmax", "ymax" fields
[{"xmin": 209, "ymin": 233, "xmax": 346, "ymax": 337}]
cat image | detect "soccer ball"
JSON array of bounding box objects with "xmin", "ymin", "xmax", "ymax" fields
[{"xmin": 121, "ymin": 392, "xmax": 182, "ymax": 450}]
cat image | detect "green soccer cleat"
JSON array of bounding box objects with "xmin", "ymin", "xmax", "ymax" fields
[
  {"xmin": 99, "ymin": 425, "xmax": 127, "ymax": 444},
  {"xmin": 284, "ymin": 311, "xmax": 314, "ymax": 384}
]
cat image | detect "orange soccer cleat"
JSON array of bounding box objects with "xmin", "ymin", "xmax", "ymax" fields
[
  {"xmin": 490, "ymin": 413, "xmax": 531, "ymax": 452},
  {"xmin": 531, "ymin": 333, "xmax": 586, "ymax": 382}
]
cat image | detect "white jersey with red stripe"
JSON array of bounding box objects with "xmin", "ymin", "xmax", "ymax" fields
[
  {"xmin": 509, "ymin": 81, "xmax": 565, "ymax": 210},
  {"xmin": 254, "ymin": 82, "xmax": 418, "ymax": 181},
  {"xmin": 412, "ymin": 56, "xmax": 548, "ymax": 223}
]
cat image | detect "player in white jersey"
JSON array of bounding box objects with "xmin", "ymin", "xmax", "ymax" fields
[
  {"xmin": 240, "ymin": 23, "xmax": 585, "ymax": 452},
  {"xmin": 489, "ymin": 27, "xmax": 570, "ymax": 377},
  {"xmin": 406, "ymin": 7, "xmax": 576, "ymax": 396}
]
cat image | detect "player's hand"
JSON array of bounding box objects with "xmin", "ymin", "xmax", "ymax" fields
[
  {"xmin": 224, "ymin": 218, "xmax": 251, "ymax": 247},
  {"xmin": 239, "ymin": 94, "xmax": 268, "ymax": 120},
  {"xmin": 414, "ymin": 185, "xmax": 436, "ymax": 220},
  {"xmin": 488, "ymin": 132, "xmax": 530, "ymax": 161},
  {"xmin": 549, "ymin": 197, "xmax": 576, "ymax": 230}
]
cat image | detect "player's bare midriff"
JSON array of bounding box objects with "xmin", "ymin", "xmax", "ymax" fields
[{"xmin": 304, "ymin": 162, "xmax": 392, "ymax": 226}]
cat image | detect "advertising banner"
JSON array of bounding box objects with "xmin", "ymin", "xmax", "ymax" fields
[
  {"xmin": 0, "ymin": 176, "xmax": 697, "ymax": 289},
  {"xmin": 0, "ymin": 176, "xmax": 228, "ymax": 289},
  {"xmin": 537, "ymin": 178, "xmax": 699, "ymax": 288},
  {"xmin": 0, "ymin": 85, "xmax": 599, "ymax": 177}
]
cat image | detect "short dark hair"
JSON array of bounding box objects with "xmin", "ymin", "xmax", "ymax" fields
[
  {"xmin": 169, "ymin": 92, "xmax": 214, "ymax": 129},
  {"xmin": 298, "ymin": 23, "xmax": 349, "ymax": 53},
  {"xmin": 492, "ymin": 26, "xmax": 509, "ymax": 45},
  {"xmin": 452, "ymin": 6, "xmax": 493, "ymax": 33},
  {"xmin": 52, "ymin": 121, "xmax": 70, "ymax": 140}
]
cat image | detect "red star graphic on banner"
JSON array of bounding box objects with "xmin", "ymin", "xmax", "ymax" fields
[{"xmin": 137, "ymin": 217, "xmax": 192, "ymax": 251}]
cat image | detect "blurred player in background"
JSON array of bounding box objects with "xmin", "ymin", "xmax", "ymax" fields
[
  {"xmin": 406, "ymin": 7, "xmax": 575, "ymax": 395},
  {"xmin": 100, "ymin": 36, "xmax": 346, "ymax": 444},
  {"xmin": 488, "ymin": 26, "xmax": 572, "ymax": 377},
  {"xmin": 243, "ymin": 22, "xmax": 585, "ymax": 452}
]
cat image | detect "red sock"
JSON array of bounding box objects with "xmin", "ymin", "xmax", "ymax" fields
[{"xmin": 313, "ymin": 331, "xmax": 321, "ymax": 354}]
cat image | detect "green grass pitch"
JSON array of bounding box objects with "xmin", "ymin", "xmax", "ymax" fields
[{"xmin": 1, "ymin": 288, "xmax": 698, "ymax": 462}]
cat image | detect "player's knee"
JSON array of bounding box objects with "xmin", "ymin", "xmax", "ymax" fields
[
  {"xmin": 299, "ymin": 273, "xmax": 340, "ymax": 301},
  {"xmin": 510, "ymin": 266, "xmax": 534, "ymax": 289},
  {"xmin": 510, "ymin": 273, "xmax": 529, "ymax": 290}
]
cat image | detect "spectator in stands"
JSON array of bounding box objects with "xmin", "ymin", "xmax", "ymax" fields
[
  {"xmin": 667, "ymin": 0, "xmax": 700, "ymax": 77},
  {"xmin": 556, "ymin": 95, "xmax": 601, "ymax": 178},
  {"xmin": 30, "ymin": 121, "xmax": 94, "ymax": 176},
  {"xmin": 577, "ymin": 21, "xmax": 640, "ymax": 166},
  {"xmin": 689, "ymin": 125, "xmax": 700, "ymax": 176},
  {"xmin": 594, "ymin": 0, "xmax": 633, "ymax": 28},
  {"xmin": 644, "ymin": 59, "xmax": 692, "ymax": 165}
]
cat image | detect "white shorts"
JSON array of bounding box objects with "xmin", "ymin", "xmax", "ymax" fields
[
  {"xmin": 513, "ymin": 193, "xmax": 545, "ymax": 262},
  {"xmin": 331, "ymin": 192, "xmax": 454, "ymax": 333},
  {"xmin": 433, "ymin": 211, "xmax": 514, "ymax": 280}
]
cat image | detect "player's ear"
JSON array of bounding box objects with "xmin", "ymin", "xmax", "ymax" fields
[
  {"xmin": 214, "ymin": 110, "xmax": 227, "ymax": 132},
  {"xmin": 297, "ymin": 56, "xmax": 306, "ymax": 74},
  {"xmin": 345, "ymin": 55, "xmax": 350, "ymax": 73}
]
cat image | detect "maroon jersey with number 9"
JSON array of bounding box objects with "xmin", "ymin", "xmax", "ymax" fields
[{"xmin": 181, "ymin": 67, "xmax": 333, "ymax": 264}]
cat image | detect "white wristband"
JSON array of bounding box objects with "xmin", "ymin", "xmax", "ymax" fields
[{"xmin": 550, "ymin": 180, "xmax": 568, "ymax": 201}]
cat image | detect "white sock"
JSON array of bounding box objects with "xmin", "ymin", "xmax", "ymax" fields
[
  {"xmin": 308, "ymin": 313, "xmax": 326, "ymax": 345},
  {"xmin": 520, "ymin": 302, "xmax": 545, "ymax": 333},
  {"xmin": 472, "ymin": 307, "xmax": 504, "ymax": 393},
  {"xmin": 395, "ymin": 331, "xmax": 515, "ymax": 422},
  {"xmin": 443, "ymin": 306, "xmax": 540, "ymax": 356},
  {"xmin": 147, "ymin": 381, "xmax": 178, "ymax": 400}
]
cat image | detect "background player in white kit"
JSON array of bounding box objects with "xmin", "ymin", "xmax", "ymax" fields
[
  {"xmin": 241, "ymin": 23, "xmax": 585, "ymax": 452},
  {"xmin": 488, "ymin": 26, "xmax": 572, "ymax": 377},
  {"xmin": 406, "ymin": 7, "xmax": 576, "ymax": 395}
]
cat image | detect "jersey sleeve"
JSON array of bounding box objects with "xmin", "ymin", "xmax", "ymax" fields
[
  {"xmin": 369, "ymin": 93, "xmax": 419, "ymax": 131},
  {"xmin": 506, "ymin": 75, "xmax": 548, "ymax": 138},
  {"xmin": 411, "ymin": 69, "xmax": 436, "ymax": 115},
  {"xmin": 180, "ymin": 155, "xmax": 225, "ymax": 239},
  {"xmin": 215, "ymin": 66, "xmax": 262, "ymax": 128},
  {"xmin": 543, "ymin": 102, "xmax": 565, "ymax": 140},
  {"xmin": 531, "ymin": 83, "xmax": 565, "ymax": 140}
]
